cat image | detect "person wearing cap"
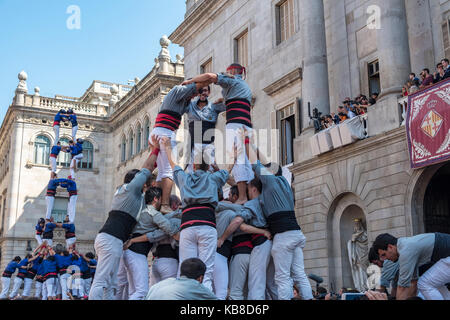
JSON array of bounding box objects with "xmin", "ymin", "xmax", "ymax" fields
[
  {"xmin": 89, "ymin": 138, "xmax": 159, "ymax": 300},
  {"xmin": 53, "ymin": 109, "xmax": 68, "ymax": 144},
  {"xmin": 148, "ymin": 80, "xmax": 207, "ymax": 214},
  {"xmin": 186, "ymin": 85, "xmax": 226, "ymax": 173},
  {"xmin": 66, "ymin": 109, "xmax": 78, "ymax": 140},
  {"xmin": 182, "ymin": 64, "xmax": 254, "ymax": 205}
]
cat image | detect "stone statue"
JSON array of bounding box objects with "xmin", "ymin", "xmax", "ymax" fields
[{"xmin": 347, "ymin": 218, "xmax": 369, "ymax": 292}]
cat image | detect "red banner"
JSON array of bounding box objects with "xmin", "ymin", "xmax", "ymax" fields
[{"xmin": 406, "ymin": 79, "xmax": 450, "ymax": 169}]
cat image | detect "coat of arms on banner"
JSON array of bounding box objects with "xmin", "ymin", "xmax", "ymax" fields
[{"xmin": 406, "ymin": 79, "xmax": 450, "ymax": 169}]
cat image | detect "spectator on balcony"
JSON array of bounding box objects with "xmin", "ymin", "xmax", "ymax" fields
[
  {"xmin": 342, "ymin": 101, "xmax": 357, "ymax": 119},
  {"xmin": 369, "ymin": 93, "xmax": 378, "ymax": 105},
  {"xmin": 433, "ymin": 63, "xmax": 445, "ymax": 84},
  {"xmin": 402, "ymin": 84, "xmax": 409, "ymax": 97},
  {"xmin": 409, "ymin": 73, "xmax": 420, "ymax": 85},
  {"xmin": 441, "ymin": 58, "xmax": 450, "ymax": 80},
  {"xmin": 408, "ymin": 80, "xmax": 420, "ymax": 95},
  {"xmin": 338, "ymin": 112, "xmax": 348, "ymax": 122},
  {"xmin": 419, "ymin": 69, "xmax": 434, "ymax": 89}
]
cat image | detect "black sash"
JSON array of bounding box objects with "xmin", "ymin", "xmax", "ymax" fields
[
  {"xmin": 251, "ymin": 234, "xmax": 268, "ymax": 247},
  {"xmin": 154, "ymin": 244, "xmax": 178, "ymax": 260},
  {"xmin": 225, "ymin": 99, "xmax": 252, "ymax": 128},
  {"xmin": 231, "ymin": 234, "xmax": 253, "ymax": 256},
  {"xmin": 128, "ymin": 233, "xmax": 153, "ymax": 257},
  {"xmin": 217, "ymin": 240, "xmax": 232, "ymax": 259},
  {"xmin": 189, "ymin": 121, "xmax": 216, "ymax": 147},
  {"xmin": 431, "ymin": 233, "xmax": 450, "ymax": 263},
  {"xmin": 267, "ymin": 211, "xmax": 300, "ymax": 235},
  {"xmin": 99, "ymin": 210, "xmax": 137, "ymax": 243},
  {"xmin": 181, "ymin": 204, "xmax": 216, "ymax": 231}
]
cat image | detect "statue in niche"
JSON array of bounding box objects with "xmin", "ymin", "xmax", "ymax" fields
[{"xmin": 347, "ymin": 218, "xmax": 369, "ymax": 292}]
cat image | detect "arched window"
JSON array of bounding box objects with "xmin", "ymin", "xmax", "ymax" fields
[
  {"xmin": 144, "ymin": 118, "xmax": 150, "ymax": 149},
  {"xmin": 121, "ymin": 136, "xmax": 126, "ymax": 162},
  {"xmin": 57, "ymin": 138, "xmax": 71, "ymax": 168},
  {"xmin": 129, "ymin": 131, "xmax": 134, "ymax": 159},
  {"xmin": 78, "ymin": 140, "xmax": 94, "ymax": 169},
  {"xmin": 34, "ymin": 135, "xmax": 51, "ymax": 165},
  {"xmin": 136, "ymin": 124, "xmax": 142, "ymax": 154}
]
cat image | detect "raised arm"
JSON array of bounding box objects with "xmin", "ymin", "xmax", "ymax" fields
[
  {"xmin": 182, "ymin": 73, "xmax": 218, "ymax": 86},
  {"xmin": 161, "ymin": 137, "xmax": 177, "ymax": 169},
  {"xmin": 142, "ymin": 136, "xmax": 160, "ymax": 172}
]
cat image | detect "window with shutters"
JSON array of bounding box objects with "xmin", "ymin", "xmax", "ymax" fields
[
  {"xmin": 442, "ymin": 19, "xmax": 450, "ymax": 60},
  {"xmin": 57, "ymin": 138, "xmax": 71, "ymax": 168},
  {"xmin": 34, "ymin": 135, "xmax": 51, "ymax": 165},
  {"xmin": 234, "ymin": 30, "xmax": 249, "ymax": 68},
  {"xmin": 276, "ymin": 0, "xmax": 295, "ymax": 45},
  {"xmin": 78, "ymin": 140, "xmax": 94, "ymax": 170},
  {"xmin": 278, "ymin": 104, "xmax": 296, "ymax": 166}
]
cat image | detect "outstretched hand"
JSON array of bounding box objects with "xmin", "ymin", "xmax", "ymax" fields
[{"xmin": 214, "ymin": 98, "xmax": 224, "ymax": 104}]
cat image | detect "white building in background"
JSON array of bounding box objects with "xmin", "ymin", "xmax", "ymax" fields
[{"xmin": 170, "ymin": 0, "xmax": 450, "ymax": 289}]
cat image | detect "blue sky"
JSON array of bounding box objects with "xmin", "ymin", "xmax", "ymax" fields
[{"xmin": 0, "ymin": 0, "xmax": 186, "ymax": 123}]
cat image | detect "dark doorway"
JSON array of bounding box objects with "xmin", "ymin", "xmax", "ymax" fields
[{"xmin": 423, "ymin": 162, "xmax": 450, "ymax": 234}]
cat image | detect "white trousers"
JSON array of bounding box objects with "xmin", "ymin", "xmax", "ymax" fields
[
  {"xmin": 89, "ymin": 233, "xmax": 123, "ymax": 300},
  {"xmin": 226, "ymin": 123, "xmax": 254, "ymax": 183},
  {"xmin": 60, "ymin": 273, "xmax": 71, "ymax": 300},
  {"xmin": 123, "ymin": 249, "xmax": 149, "ymax": 300},
  {"xmin": 22, "ymin": 278, "xmax": 33, "ymax": 297},
  {"xmin": 68, "ymin": 195, "xmax": 77, "ymax": 223},
  {"xmin": 71, "ymin": 276, "xmax": 84, "ymax": 297},
  {"xmin": 45, "ymin": 196, "xmax": 55, "ymax": 220},
  {"xmin": 149, "ymin": 257, "xmax": 178, "ymax": 288},
  {"xmin": 34, "ymin": 280, "xmax": 43, "ymax": 299},
  {"xmin": 115, "ymin": 256, "xmax": 129, "ymax": 300},
  {"xmin": 213, "ymin": 252, "xmax": 229, "ymax": 300},
  {"xmin": 50, "ymin": 156, "xmax": 57, "ymax": 173},
  {"xmin": 418, "ymin": 256, "xmax": 450, "ymax": 300},
  {"xmin": 41, "ymin": 281, "xmax": 48, "ymax": 300},
  {"xmin": 72, "ymin": 125, "xmax": 78, "ymax": 140},
  {"xmin": 149, "ymin": 127, "xmax": 178, "ymax": 182},
  {"xmin": 0, "ymin": 277, "xmax": 11, "ymax": 299},
  {"xmin": 9, "ymin": 277, "xmax": 24, "ymax": 298},
  {"xmin": 83, "ymin": 278, "xmax": 92, "ymax": 298},
  {"xmin": 66, "ymin": 237, "xmax": 77, "ymax": 248},
  {"xmin": 271, "ymin": 230, "xmax": 313, "ymax": 300},
  {"xmin": 248, "ymin": 240, "xmax": 272, "ymax": 300},
  {"xmin": 265, "ymin": 257, "xmax": 278, "ymax": 300},
  {"xmin": 70, "ymin": 154, "xmax": 84, "ymax": 179},
  {"xmin": 35, "ymin": 235, "xmax": 43, "ymax": 246},
  {"xmin": 56, "ymin": 275, "xmax": 62, "ymax": 296},
  {"xmin": 53, "ymin": 125, "xmax": 60, "ymax": 144},
  {"xmin": 229, "ymin": 254, "xmax": 250, "ymax": 300},
  {"xmin": 179, "ymin": 226, "xmax": 217, "ymax": 292},
  {"xmin": 188, "ymin": 143, "xmax": 216, "ymax": 173},
  {"xmin": 45, "ymin": 277, "xmax": 57, "ymax": 297}
]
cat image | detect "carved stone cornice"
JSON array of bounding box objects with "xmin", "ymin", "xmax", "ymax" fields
[
  {"xmin": 263, "ymin": 68, "xmax": 303, "ymax": 96},
  {"xmin": 169, "ymin": 0, "xmax": 229, "ymax": 46},
  {"xmin": 290, "ymin": 127, "xmax": 407, "ymax": 175}
]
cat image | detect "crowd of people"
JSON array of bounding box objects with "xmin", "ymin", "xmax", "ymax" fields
[
  {"xmin": 1, "ymin": 62, "xmax": 449, "ymax": 301},
  {"xmin": 402, "ymin": 58, "xmax": 450, "ymax": 96}
]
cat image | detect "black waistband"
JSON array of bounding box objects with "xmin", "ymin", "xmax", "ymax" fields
[
  {"xmin": 43, "ymin": 231, "xmax": 54, "ymax": 240},
  {"xmin": 217, "ymin": 240, "xmax": 232, "ymax": 259},
  {"xmin": 251, "ymin": 234, "xmax": 269, "ymax": 247},
  {"xmin": 17, "ymin": 272, "xmax": 27, "ymax": 279},
  {"xmin": 267, "ymin": 211, "xmax": 300, "ymax": 235},
  {"xmin": 44, "ymin": 273, "xmax": 57, "ymax": 280},
  {"xmin": 65, "ymin": 232, "xmax": 76, "ymax": 239},
  {"xmin": 128, "ymin": 233, "xmax": 153, "ymax": 256},
  {"xmin": 26, "ymin": 270, "xmax": 36, "ymax": 279},
  {"xmin": 431, "ymin": 233, "xmax": 450, "ymax": 263},
  {"xmin": 81, "ymin": 272, "xmax": 92, "ymax": 279},
  {"xmin": 155, "ymin": 244, "xmax": 179, "ymax": 260},
  {"xmin": 189, "ymin": 121, "xmax": 216, "ymax": 146},
  {"xmin": 181, "ymin": 203, "xmax": 216, "ymax": 231},
  {"xmin": 231, "ymin": 234, "xmax": 254, "ymax": 256},
  {"xmin": 225, "ymin": 99, "xmax": 252, "ymax": 128},
  {"xmin": 99, "ymin": 210, "xmax": 137, "ymax": 243},
  {"xmin": 2, "ymin": 271, "xmax": 12, "ymax": 278}
]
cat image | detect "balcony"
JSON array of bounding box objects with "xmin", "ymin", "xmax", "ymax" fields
[{"xmin": 309, "ymin": 95, "xmax": 408, "ymax": 157}]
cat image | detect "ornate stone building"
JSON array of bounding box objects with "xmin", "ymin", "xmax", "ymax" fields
[
  {"xmin": 0, "ymin": 37, "xmax": 185, "ymax": 275},
  {"xmin": 170, "ymin": 0, "xmax": 450, "ymax": 290}
]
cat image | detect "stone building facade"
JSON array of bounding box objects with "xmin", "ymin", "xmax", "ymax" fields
[
  {"xmin": 170, "ymin": 0, "xmax": 450, "ymax": 290},
  {"xmin": 0, "ymin": 37, "xmax": 185, "ymax": 276}
]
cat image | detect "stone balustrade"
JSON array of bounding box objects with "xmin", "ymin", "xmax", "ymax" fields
[{"xmin": 23, "ymin": 94, "xmax": 103, "ymax": 117}]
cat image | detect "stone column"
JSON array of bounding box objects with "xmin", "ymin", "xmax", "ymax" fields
[
  {"xmin": 299, "ymin": 0, "xmax": 330, "ymax": 130},
  {"xmin": 368, "ymin": 0, "xmax": 411, "ymax": 136},
  {"xmin": 158, "ymin": 35, "xmax": 171, "ymax": 74},
  {"xmin": 14, "ymin": 71, "xmax": 28, "ymax": 106},
  {"xmin": 405, "ymin": 0, "xmax": 435, "ymax": 74},
  {"xmin": 375, "ymin": 0, "xmax": 411, "ymax": 99}
]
